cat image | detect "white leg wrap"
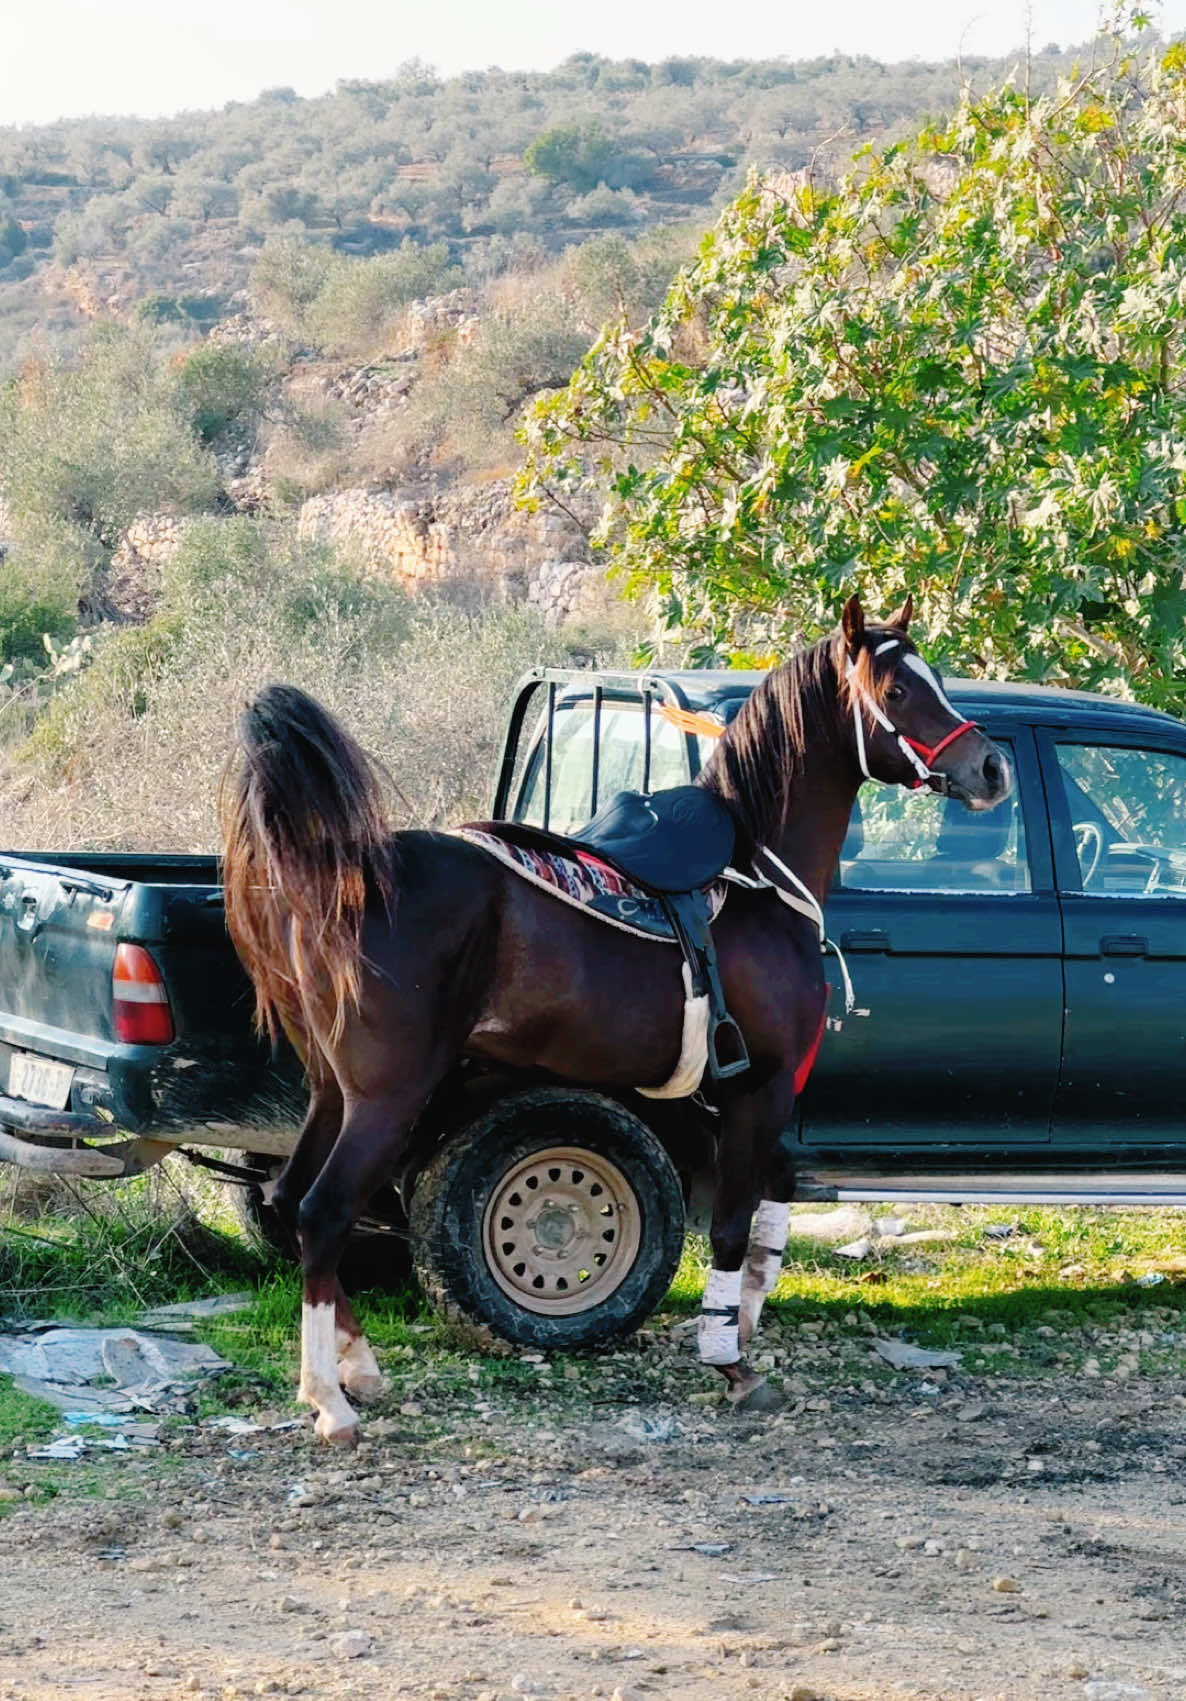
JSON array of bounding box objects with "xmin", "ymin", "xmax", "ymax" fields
[
  {"xmin": 740, "ymin": 1200, "xmax": 790, "ymax": 1342},
  {"xmin": 299, "ymin": 1301, "xmax": 361, "ymax": 1441},
  {"xmin": 698, "ymin": 1267, "xmax": 744, "ymax": 1365}
]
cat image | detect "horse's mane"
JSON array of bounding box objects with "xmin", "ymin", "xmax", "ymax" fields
[{"xmin": 697, "ymin": 627, "xmax": 892, "ymax": 852}]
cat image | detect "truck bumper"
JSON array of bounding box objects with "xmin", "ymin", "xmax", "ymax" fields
[
  {"xmin": 0, "ymin": 1091, "xmax": 107, "ymax": 1138},
  {"xmin": 0, "ymin": 1012, "xmax": 304, "ymax": 1140}
]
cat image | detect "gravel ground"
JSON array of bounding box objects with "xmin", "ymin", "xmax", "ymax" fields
[{"xmin": 2, "ymin": 1324, "xmax": 1185, "ymax": 1701}]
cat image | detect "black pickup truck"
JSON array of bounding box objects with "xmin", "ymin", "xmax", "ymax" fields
[{"xmin": 4, "ymin": 669, "xmax": 1186, "ymax": 1347}]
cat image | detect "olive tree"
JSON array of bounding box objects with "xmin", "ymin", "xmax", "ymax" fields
[{"xmin": 519, "ymin": 18, "xmax": 1186, "ymax": 712}]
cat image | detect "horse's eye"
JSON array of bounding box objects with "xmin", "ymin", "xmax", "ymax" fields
[{"xmin": 887, "ymin": 683, "xmax": 905, "ymax": 702}]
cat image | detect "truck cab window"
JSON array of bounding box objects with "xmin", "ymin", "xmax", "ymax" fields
[
  {"xmin": 838, "ymin": 746, "xmax": 1029, "ymax": 893},
  {"xmin": 1055, "ymin": 743, "xmax": 1186, "ymax": 896}
]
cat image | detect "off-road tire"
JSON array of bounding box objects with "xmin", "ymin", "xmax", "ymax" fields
[
  {"xmin": 408, "ymin": 1089, "xmax": 686, "ymax": 1351},
  {"xmin": 230, "ymin": 1153, "xmax": 413, "ymax": 1291}
]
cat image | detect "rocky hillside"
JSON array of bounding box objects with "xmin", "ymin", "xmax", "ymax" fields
[{"xmin": 0, "ymin": 46, "xmax": 1085, "ymax": 370}]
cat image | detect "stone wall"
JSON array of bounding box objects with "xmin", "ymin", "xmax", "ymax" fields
[
  {"xmin": 296, "ymin": 477, "xmax": 599, "ymax": 615},
  {"xmin": 297, "ymin": 489, "xmax": 452, "ymax": 585},
  {"xmin": 525, "ymin": 559, "xmax": 608, "ymax": 628}
]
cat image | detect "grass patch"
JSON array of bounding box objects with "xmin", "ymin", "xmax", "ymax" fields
[
  {"xmin": 4, "ymin": 1171, "xmax": 1186, "ymax": 1423},
  {"xmin": 0, "ymin": 1376, "xmax": 59, "ymax": 1450},
  {"xmin": 675, "ymin": 1205, "xmax": 1186, "ymax": 1385},
  {"xmin": 0, "ymin": 1161, "xmax": 274, "ymax": 1323}
]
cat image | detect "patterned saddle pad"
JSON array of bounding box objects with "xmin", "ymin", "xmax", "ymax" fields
[{"xmin": 454, "ymin": 828, "xmax": 726, "ymax": 942}]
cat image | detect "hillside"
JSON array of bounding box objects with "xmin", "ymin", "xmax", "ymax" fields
[
  {"xmin": 0, "ymin": 47, "xmax": 1084, "ymax": 368},
  {"xmin": 0, "ymin": 35, "xmax": 1144, "ymax": 853}
]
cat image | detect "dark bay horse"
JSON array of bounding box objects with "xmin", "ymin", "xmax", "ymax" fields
[{"xmin": 221, "ymin": 596, "xmax": 1011, "ymax": 1441}]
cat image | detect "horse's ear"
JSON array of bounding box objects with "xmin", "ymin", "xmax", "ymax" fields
[
  {"xmin": 886, "ymin": 593, "xmax": 914, "ymax": 633},
  {"xmin": 841, "ymin": 594, "xmax": 865, "ymax": 657}
]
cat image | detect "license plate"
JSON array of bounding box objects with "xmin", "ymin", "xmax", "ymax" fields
[{"xmin": 8, "ymin": 1052, "xmax": 75, "ymax": 1110}]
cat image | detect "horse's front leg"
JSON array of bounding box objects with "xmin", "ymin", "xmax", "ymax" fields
[
  {"xmin": 699, "ymin": 1075, "xmax": 796, "ymax": 1412},
  {"xmin": 739, "ymin": 1197, "xmax": 791, "ymax": 1349}
]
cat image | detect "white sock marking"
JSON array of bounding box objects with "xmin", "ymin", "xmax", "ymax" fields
[
  {"xmin": 300, "ymin": 1300, "xmax": 360, "ymax": 1438},
  {"xmin": 338, "ymin": 1334, "xmax": 385, "ymax": 1398}
]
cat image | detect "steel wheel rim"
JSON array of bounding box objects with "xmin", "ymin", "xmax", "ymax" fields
[{"xmin": 482, "ymin": 1144, "xmax": 642, "ymax": 1316}]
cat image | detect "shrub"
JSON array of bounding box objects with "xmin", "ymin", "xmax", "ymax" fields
[
  {"xmin": 248, "ymin": 237, "xmax": 460, "ymax": 356},
  {"xmin": 306, "ymin": 242, "xmax": 461, "ymax": 357},
  {"xmin": 0, "ymin": 323, "xmax": 219, "ymax": 554},
  {"xmin": 568, "ymin": 226, "xmax": 697, "ymax": 331},
  {"xmin": 524, "ymin": 125, "xmax": 617, "ymax": 193},
  {"xmin": 564, "ymin": 184, "xmax": 642, "ymax": 226},
  {"xmin": 0, "ymin": 558, "xmax": 79, "ymax": 665},
  {"xmin": 0, "ymin": 216, "xmax": 27, "ymax": 258},
  {"xmin": 1, "ymin": 518, "xmax": 625, "ymax": 850},
  {"xmin": 404, "ymin": 296, "xmax": 590, "ymax": 471},
  {"xmin": 248, "ymin": 235, "xmax": 338, "ymax": 340},
  {"xmin": 173, "ymin": 340, "xmax": 280, "ymax": 443}
]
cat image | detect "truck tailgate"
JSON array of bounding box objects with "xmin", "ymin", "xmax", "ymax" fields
[
  {"xmin": 0, "ymin": 853, "xmax": 301, "ymax": 1137},
  {"xmin": 0, "ymin": 857, "xmax": 128, "ymax": 1041}
]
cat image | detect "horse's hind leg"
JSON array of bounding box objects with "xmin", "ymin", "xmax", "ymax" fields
[
  {"xmin": 269, "ymin": 1054, "xmax": 343, "ymax": 1238},
  {"xmin": 296, "ymin": 1086, "xmax": 436, "ymax": 1443},
  {"xmin": 266, "ymin": 1054, "xmax": 387, "ymax": 1404},
  {"xmin": 333, "ymin": 1290, "xmax": 385, "ymax": 1402}
]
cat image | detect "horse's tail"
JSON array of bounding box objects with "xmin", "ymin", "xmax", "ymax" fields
[{"xmin": 220, "ymin": 684, "xmax": 394, "ymax": 1050}]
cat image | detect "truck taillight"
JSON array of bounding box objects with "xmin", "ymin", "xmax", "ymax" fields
[{"xmin": 112, "ymin": 943, "xmax": 174, "ymax": 1045}]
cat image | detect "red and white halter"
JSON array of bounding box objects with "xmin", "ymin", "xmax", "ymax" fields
[{"xmin": 846, "ymin": 642, "xmax": 978, "ymax": 791}]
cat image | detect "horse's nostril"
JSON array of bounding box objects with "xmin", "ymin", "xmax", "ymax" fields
[{"xmin": 983, "ymin": 750, "xmax": 1004, "ymax": 791}]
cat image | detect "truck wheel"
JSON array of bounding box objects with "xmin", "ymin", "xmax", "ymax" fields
[
  {"xmin": 231, "ymin": 1154, "xmax": 413, "ymax": 1292},
  {"xmin": 408, "ymin": 1089, "xmax": 686, "ymax": 1351}
]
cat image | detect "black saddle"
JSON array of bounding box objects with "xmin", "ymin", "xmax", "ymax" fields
[
  {"xmin": 488, "ymin": 787, "xmax": 748, "ymax": 1085},
  {"xmin": 576, "ymin": 785, "xmax": 736, "ymax": 893}
]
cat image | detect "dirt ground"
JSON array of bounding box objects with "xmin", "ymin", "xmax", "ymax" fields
[{"xmin": 2, "ymin": 1355, "xmax": 1185, "ymax": 1701}]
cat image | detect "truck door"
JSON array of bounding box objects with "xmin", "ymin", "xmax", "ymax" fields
[
  {"xmin": 799, "ymin": 727, "xmax": 1064, "ymax": 1147},
  {"xmin": 1042, "ymin": 732, "xmax": 1186, "ymax": 1147}
]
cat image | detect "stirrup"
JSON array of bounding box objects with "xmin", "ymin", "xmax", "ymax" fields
[{"xmin": 707, "ymin": 1013, "xmax": 750, "ymax": 1081}]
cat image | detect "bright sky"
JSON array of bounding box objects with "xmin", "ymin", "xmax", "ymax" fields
[{"xmin": 3, "ymin": 0, "xmax": 1184, "ymax": 128}]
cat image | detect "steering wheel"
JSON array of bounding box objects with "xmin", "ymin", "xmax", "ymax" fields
[{"xmin": 1072, "ymin": 820, "xmax": 1104, "ymax": 887}]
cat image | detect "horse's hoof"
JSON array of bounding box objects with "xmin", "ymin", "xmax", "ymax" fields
[
  {"xmin": 314, "ymin": 1413, "xmax": 361, "ymax": 1446},
  {"xmin": 339, "ymin": 1367, "xmax": 387, "ymax": 1403},
  {"xmin": 727, "ymin": 1377, "xmax": 784, "ymax": 1414}
]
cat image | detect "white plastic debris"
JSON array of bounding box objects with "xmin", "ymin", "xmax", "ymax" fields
[
  {"xmin": 872, "ymin": 1338, "xmax": 963, "ymax": 1371},
  {"xmin": 836, "ymin": 1238, "xmax": 874, "ymax": 1260},
  {"xmin": 787, "ymin": 1207, "xmax": 872, "ymax": 1245},
  {"xmin": 614, "ymin": 1411, "xmax": 678, "ymax": 1442},
  {"xmin": 0, "ymin": 1325, "xmax": 229, "ymax": 1412}
]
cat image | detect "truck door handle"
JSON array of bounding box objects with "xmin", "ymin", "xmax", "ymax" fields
[
  {"xmin": 1101, "ymin": 934, "xmax": 1148, "ymax": 956},
  {"xmin": 840, "ymin": 928, "xmax": 890, "ymax": 952}
]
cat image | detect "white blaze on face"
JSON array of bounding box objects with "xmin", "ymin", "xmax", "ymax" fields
[{"xmin": 902, "ymin": 652, "xmax": 961, "ymax": 720}]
